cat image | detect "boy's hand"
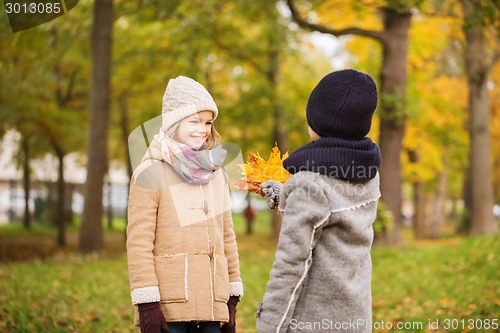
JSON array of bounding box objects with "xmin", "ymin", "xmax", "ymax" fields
[{"xmin": 261, "ymin": 180, "xmax": 283, "ymax": 209}]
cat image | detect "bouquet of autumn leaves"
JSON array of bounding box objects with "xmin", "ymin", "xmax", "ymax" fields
[{"xmin": 235, "ymin": 145, "xmax": 292, "ymax": 200}]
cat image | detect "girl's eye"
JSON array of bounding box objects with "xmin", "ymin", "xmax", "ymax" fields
[
  {"xmin": 190, "ymin": 120, "xmax": 198, "ymax": 124},
  {"xmin": 206, "ymin": 122, "xmax": 212, "ymax": 126}
]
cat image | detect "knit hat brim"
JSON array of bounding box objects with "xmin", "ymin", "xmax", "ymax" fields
[{"xmin": 161, "ymin": 98, "xmax": 218, "ymax": 130}]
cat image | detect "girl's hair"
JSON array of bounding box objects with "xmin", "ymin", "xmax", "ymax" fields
[{"xmin": 165, "ymin": 112, "xmax": 221, "ymax": 150}]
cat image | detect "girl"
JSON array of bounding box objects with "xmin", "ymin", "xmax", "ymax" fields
[{"xmin": 127, "ymin": 76, "xmax": 243, "ymax": 333}]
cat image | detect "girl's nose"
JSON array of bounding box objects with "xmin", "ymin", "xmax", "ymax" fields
[{"xmin": 197, "ymin": 124, "xmax": 207, "ymax": 133}]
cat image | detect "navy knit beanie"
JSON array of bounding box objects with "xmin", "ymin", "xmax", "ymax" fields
[{"xmin": 306, "ymin": 69, "xmax": 378, "ymax": 140}]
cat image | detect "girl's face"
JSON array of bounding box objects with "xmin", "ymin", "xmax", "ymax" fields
[{"xmin": 174, "ymin": 111, "xmax": 214, "ymax": 149}]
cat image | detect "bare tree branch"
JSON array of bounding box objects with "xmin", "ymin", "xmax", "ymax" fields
[
  {"xmin": 492, "ymin": 0, "xmax": 500, "ymax": 11},
  {"xmin": 210, "ymin": 35, "xmax": 268, "ymax": 75},
  {"xmin": 286, "ymin": 0, "xmax": 387, "ymax": 44},
  {"xmin": 167, "ymin": 1, "xmax": 270, "ymax": 76}
]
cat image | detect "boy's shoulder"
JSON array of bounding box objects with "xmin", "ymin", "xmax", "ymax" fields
[
  {"xmin": 284, "ymin": 170, "xmax": 352, "ymax": 191},
  {"xmin": 285, "ymin": 170, "xmax": 321, "ymax": 185},
  {"xmin": 283, "ymin": 171, "xmax": 380, "ymax": 211},
  {"xmin": 283, "ymin": 171, "xmax": 324, "ymax": 194}
]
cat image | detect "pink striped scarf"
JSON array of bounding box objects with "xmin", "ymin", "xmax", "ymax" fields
[{"xmin": 154, "ymin": 130, "xmax": 226, "ymax": 184}]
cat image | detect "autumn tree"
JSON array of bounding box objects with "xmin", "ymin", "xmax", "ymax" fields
[
  {"xmin": 286, "ymin": 0, "xmax": 414, "ymax": 244},
  {"xmin": 40, "ymin": 20, "xmax": 89, "ymax": 246},
  {"xmin": 491, "ymin": 63, "xmax": 500, "ymax": 203},
  {"xmin": 400, "ymin": 11, "xmax": 468, "ymax": 239},
  {"xmin": 0, "ymin": 12, "xmax": 88, "ymax": 241},
  {"xmin": 79, "ymin": 0, "xmax": 114, "ymax": 253},
  {"xmin": 460, "ymin": 0, "xmax": 500, "ymax": 235}
]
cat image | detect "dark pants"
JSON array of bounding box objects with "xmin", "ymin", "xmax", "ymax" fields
[{"xmin": 168, "ymin": 322, "xmax": 220, "ymax": 333}]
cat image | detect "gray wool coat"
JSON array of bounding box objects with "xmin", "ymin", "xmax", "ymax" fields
[{"xmin": 256, "ymin": 171, "xmax": 380, "ymax": 333}]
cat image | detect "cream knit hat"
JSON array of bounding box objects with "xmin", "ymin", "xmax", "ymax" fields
[{"xmin": 161, "ymin": 76, "xmax": 218, "ymax": 131}]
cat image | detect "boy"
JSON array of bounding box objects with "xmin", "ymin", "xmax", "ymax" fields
[{"xmin": 257, "ymin": 69, "xmax": 381, "ymax": 333}]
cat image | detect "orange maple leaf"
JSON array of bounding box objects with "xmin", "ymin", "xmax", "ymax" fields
[{"xmin": 235, "ymin": 144, "xmax": 292, "ymax": 197}]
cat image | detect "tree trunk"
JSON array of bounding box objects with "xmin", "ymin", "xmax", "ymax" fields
[
  {"xmin": 413, "ymin": 181, "xmax": 426, "ymax": 240},
  {"xmin": 430, "ymin": 171, "xmax": 447, "ymax": 238},
  {"xmin": 22, "ymin": 137, "xmax": 31, "ymax": 229},
  {"xmin": 56, "ymin": 150, "xmax": 66, "ymax": 247},
  {"xmin": 118, "ymin": 96, "xmax": 131, "ymax": 241},
  {"xmin": 244, "ymin": 195, "xmax": 255, "ymax": 235},
  {"xmin": 269, "ymin": 50, "xmax": 288, "ymax": 153},
  {"xmin": 268, "ymin": 50, "xmax": 286, "ymax": 238},
  {"xmin": 66, "ymin": 184, "xmax": 74, "ymax": 225},
  {"xmin": 462, "ymin": 164, "xmax": 472, "ymax": 230},
  {"xmin": 408, "ymin": 150, "xmax": 425, "ymax": 239},
  {"xmin": 461, "ymin": 0, "xmax": 497, "ymax": 235},
  {"xmin": 79, "ymin": 0, "xmax": 113, "ymax": 253},
  {"xmin": 450, "ymin": 199, "xmax": 460, "ymax": 222},
  {"xmin": 118, "ymin": 97, "xmax": 133, "ymax": 180},
  {"xmin": 378, "ymin": 8, "xmax": 411, "ymax": 245},
  {"xmin": 106, "ymin": 181, "xmax": 113, "ymax": 230}
]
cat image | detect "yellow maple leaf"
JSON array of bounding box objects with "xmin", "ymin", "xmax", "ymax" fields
[{"xmin": 235, "ymin": 144, "xmax": 292, "ymax": 196}]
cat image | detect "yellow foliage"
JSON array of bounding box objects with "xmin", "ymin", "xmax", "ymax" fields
[
  {"xmin": 403, "ymin": 73, "xmax": 468, "ymax": 190},
  {"xmin": 236, "ymin": 145, "xmax": 292, "ymax": 196},
  {"xmin": 316, "ymin": 1, "xmax": 383, "ymax": 32},
  {"xmin": 490, "ymin": 62, "xmax": 500, "ymax": 201},
  {"xmin": 403, "ymin": 124, "xmax": 444, "ymax": 183},
  {"xmin": 409, "ymin": 15, "xmax": 457, "ymax": 73}
]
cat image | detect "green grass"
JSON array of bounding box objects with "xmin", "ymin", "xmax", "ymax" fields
[
  {"xmin": 0, "ymin": 215, "xmax": 499, "ymax": 332},
  {"xmin": 0, "ymin": 254, "xmax": 133, "ymax": 333},
  {"xmin": 371, "ymin": 235, "xmax": 500, "ymax": 332}
]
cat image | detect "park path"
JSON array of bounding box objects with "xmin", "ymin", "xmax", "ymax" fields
[{"xmin": 0, "ymin": 232, "xmax": 126, "ymax": 262}]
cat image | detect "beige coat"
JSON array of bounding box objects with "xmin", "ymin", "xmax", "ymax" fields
[{"xmin": 127, "ymin": 140, "xmax": 243, "ymax": 325}]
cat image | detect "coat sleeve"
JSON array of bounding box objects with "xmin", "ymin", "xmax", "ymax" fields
[
  {"xmin": 256, "ymin": 176, "xmax": 330, "ymax": 333},
  {"xmin": 126, "ymin": 162, "xmax": 162, "ymax": 305},
  {"xmin": 222, "ymin": 173, "xmax": 243, "ymax": 298}
]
